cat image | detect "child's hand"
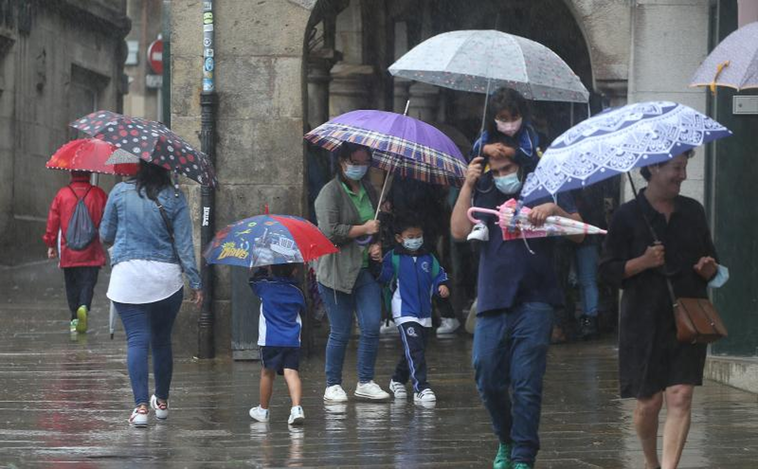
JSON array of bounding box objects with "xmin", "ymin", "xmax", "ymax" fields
[{"xmin": 438, "ymin": 285, "xmax": 449, "ymax": 298}]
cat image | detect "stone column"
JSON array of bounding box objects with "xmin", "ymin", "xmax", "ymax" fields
[
  {"xmin": 328, "ymin": 62, "xmax": 373, "ymax": 117},
  {"xmin": 406, "ymin": 82, "xmax": 439, "ymax": 122},
  {"xmin": 307, "ymin": 49, "xmax": 341, "ymax": 129},
  {"xmin": 626, "ymin": 1, "xmax": 710, "ymax": 203},
  {"xmin": 393, "ymin": 77, "xmax": 411, "ymax": 114}
]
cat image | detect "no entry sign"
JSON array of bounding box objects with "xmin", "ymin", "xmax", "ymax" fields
[{"xmin": 147, "ymin": 38, "xmax": 163, "ymax": 75}]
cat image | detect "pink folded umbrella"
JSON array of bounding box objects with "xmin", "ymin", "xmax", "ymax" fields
[{"xmin": 467, "ymin": 198, "xmax": 606, "ymax": 241}]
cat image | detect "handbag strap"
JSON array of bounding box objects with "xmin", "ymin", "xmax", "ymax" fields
[{"xmin": 635, "ymin": 197, "xmax": 678, "ymax": 306}]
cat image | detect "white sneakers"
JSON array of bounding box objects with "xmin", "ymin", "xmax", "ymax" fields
[
  {"xmin": 249, "ymin": 405, "xmax": 270, "ymax": 423},
  {"xmin": 389, "ymin": 380, "xmax": 408, "ymax": 399},
  {"xmin": 437, "ymin": 317, "xmax": 461, "ymax": 335},
  {"xmin": 324, "ymin": 384, "xmax": 349, "ymax": 402},
  {"xmin": 379, "ymin": 321, "xmax": 399, "ymax": 335},
  {"xmin": 128, "ymin": 406, "xmax": 148, "ymax": 428},
  {"xmin": 288, "ymin": 405, "xmax": 305, "ymax": 425},
  {"xmin": 414, "ymin": 388, "xmax": 437, "ymax": 403},
  {"xmin": 249, "ymin": 405, "xmax": 305, "ymax": 425},
  {"xmin": 467, "ymin": 222, "xmax": 489, "ymax": 242},
  {"xmin": 354, "ymin": 381, "xmax": 390, "ymax": 400},
  {"xmin": 150, "ymin": 395, "xmax": 169, "ymax": 420}
]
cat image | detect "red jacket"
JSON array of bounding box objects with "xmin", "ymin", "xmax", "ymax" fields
[{"xmin": 43, "ymin": 175, "xmax": 108, "ymax": 268}]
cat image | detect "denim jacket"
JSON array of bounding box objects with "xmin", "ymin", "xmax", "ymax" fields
[{"xmin": 100, "ymin": 181, "xmax": 202, "ymax": 290}]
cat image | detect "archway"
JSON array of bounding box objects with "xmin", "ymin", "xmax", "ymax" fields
[{"xmin": 302, "ymin": 0, "xmax": 616, "ymax": 337}]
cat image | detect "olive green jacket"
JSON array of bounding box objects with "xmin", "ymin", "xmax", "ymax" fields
[{"xmin": 314, "ymin": 177, "xmax": 378, "ymax": 294}]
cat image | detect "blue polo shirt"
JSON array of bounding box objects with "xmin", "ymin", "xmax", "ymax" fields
[{"xmin": 472, "ymin": 173, "xmax": 577, "ymax": 315}]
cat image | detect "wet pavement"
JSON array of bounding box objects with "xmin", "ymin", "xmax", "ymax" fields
[{"xmin": 1, "ymin": 261, "xmax": 757, "ymax": 468}]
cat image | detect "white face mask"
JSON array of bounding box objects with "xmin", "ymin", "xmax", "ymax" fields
[
  {"xmin": 495, "ymin": 117, "xmax": 523, "ymax": 137},
  {"xmin": 402, "ymin": 237, "xmax": 424, "ymax": 251}
]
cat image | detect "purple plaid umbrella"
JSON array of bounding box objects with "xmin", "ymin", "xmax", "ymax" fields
[
  {"xmin": 70, "ymin": 110, "xmax": 217, "ymax": 187},
  {"xmin": 304, "ymin": 110, "xmax": 467, "ymax": 187}
]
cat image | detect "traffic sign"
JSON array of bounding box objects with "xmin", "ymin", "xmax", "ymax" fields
[{"xmin": 147, "ymin": 38, "xmax": 163, "ymax": 75}]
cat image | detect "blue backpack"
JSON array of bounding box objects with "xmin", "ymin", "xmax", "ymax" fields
[{"xmin": 65, "ymin": 186, "xmax": 97, "ymax": 251}]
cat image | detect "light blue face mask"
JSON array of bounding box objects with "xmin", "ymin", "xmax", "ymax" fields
[
  {"xmin": 708, "ymin": 265, "xmax": 730, "ymax": 288},
  {"xmin": 344, "ymin": 164, "xmax": 368, "ymax": 181},
  {"xmin": 402, "ymin": 237, "xmax": 424, "ymax": 251},
  {"xmin": 494, "ymin": 173, "xmax": 522, "ymax": 194}
]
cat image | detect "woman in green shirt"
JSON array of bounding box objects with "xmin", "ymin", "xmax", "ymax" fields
[{"xmin": 314, "ymin": 143, "xmax": 390, "ymax": 402}]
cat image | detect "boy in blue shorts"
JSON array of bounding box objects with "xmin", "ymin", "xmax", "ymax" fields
[
  {"xmin": 378, "ymin": 216, "xmax": 449, "ymax": 403},
  {"xmin": 248, "ymin": 263, "xmax": 306, "ymax": 425}
]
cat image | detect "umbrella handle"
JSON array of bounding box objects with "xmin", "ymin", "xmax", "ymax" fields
[
  {"xmin": 355, "ymin": 234, "xmax": 374, "ymax": 246},
  {"xmin": 467, "ymin": 207, "xmax": 500, "ymax": 224}
]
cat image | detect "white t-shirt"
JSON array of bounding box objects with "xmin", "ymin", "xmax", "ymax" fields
[{"xmin": 107, "ymin": 260, "xmax": 183, "ymax": 304}]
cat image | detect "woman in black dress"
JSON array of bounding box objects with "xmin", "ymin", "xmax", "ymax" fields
[{"xmin": 599, "ymin": 150, "xmax": 727, "ymax": 469}]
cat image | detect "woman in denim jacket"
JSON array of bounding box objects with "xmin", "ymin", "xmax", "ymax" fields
[{"xmin": 100, "ymin": 161, "xmax": 203, "ymax": 428}]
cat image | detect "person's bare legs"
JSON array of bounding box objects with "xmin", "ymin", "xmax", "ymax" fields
[
  {"xmin": 635, "ymin": 392, "xmax": 664, "ymax": 469},
  {"xmin": 283, "ymin": 368, "xmax": 302, "ymax": 407},
  {"xmin": 259, "ymin": 368, "xmax": 276, "ymax": 409},
  {"xmin": 661, "ymin": 385, "xmax": 694, "ymax": 469}
]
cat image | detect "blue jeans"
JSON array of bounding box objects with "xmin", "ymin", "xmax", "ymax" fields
[
  {"xmin": 575, "ymin": 244, "xmax": 599, "ymax": 317},
  {"xmin": 319, "ymin": 269, "xmax": 382, "ymax": 386},
  {"xmin": 114, "ymin": 288, "xmax": 183, "ymax": 406},
  {"xmin": 472, "ymin": 302, "xmax": 553, "ymax": 465}
]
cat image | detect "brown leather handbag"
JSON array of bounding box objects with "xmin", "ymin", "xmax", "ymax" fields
[
  {"xmin": 635, "ymin": 197, "xmax": 728, "ymax": 344},
  {"xmin": 671, "ymin": 294, "xmax": 728, "ymax": 344}
]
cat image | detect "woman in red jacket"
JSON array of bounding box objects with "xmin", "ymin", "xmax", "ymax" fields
[{"xmin": 43, "ymin": 171, "xmax": 108, "ymax": 333}]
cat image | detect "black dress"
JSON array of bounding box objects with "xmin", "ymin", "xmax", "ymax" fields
[{"xmin": 599, "ymin": 190, "xmax": 716, "ymax": 399}]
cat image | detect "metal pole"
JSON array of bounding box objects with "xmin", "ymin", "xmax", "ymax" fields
[{"xmin": 197, "ymin": 0, "xmax": 217, "ymax": 359}]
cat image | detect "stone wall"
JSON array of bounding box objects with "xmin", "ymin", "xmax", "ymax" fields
[
  {"xmin": 0, "ymin": 0, "xmax": 129, "ymax": 266},
  {"xmin": 171, "ymin": 0, "xmax": 313, "ymax": 356},
  {"xmin": 626, "ymin": 0, "xmax": 711, "ymax": 202}
]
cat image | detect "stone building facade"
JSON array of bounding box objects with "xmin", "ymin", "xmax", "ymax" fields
[
  {"xmin": 0, "ymin": 0, "xmax": 130, "ymax": 265},
  {"xmin": 171, "ymin": 0, "xmax": 757, "ymax": 392}
]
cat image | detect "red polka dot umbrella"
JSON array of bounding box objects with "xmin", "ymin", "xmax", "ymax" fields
[{"xmin": 70, "ymin": 110, "xmax": 217, "ymax": 187}]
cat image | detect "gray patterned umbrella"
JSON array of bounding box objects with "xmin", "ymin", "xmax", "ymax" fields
[
  {"xmin": 690, "ymin": 21, "xmax": 758, "ymax": 92},
  {"xmin": 389, "ymin": 30, "xmax": 589, "ymax": 103}
]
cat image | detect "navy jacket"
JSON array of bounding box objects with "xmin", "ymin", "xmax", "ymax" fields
[{"xmin": 378, "ymin": 247, "xmax": 448, "ymax": 322}]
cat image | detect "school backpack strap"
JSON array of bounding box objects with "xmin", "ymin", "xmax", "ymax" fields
[
  {"xmin": 391, "ymin": 250, "xmax": 400, "ymax": 290},
  {"xmin": 430, "ymin": 255, "xmax": 440, "ymax": 279}
]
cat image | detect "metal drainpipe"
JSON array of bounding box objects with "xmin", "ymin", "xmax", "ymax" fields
[{"xmin": 197, "ymin": 0, "xmax": 217, "ymax": 359}]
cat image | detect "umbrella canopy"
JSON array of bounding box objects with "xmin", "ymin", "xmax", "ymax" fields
[
  {"xmin": 520, "ymin": 101, "xmax": 732, "ymax": 203},
  {"xmin": 46, "ymin": 138, "xmax": 139, "ymax": 176},
  {"xmin": 389, "ymin": 29, "xmax": 589, "ymax": 103},
  {"xmin": 304, "ymin": 110, "xmax": 467, "ymax": 186},
  {"xmin": 690, "ymin": 21, "xmax": 758, "ymax": 92},
  {"xmin": 204, "ymin": 214, "xmax": 337, "ymax": 268},
  {"xmin": 468, "ymin": 198, "xmax": 606, "ymax": 242},
  {"xmin": 70, "ymin": 110, "xmax": 217, "ymax": 186}
]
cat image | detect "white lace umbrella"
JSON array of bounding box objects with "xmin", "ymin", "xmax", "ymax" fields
[
  {"xmin": 389, "ymin": 30, "xmax": 589, "ymax": 103},
  {"xmin": 520, "ymin": 101, "xmax": 732, "ymax": 203}
]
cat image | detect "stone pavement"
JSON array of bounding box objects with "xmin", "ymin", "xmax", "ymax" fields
[{"xmin": 1, "ymin": 261, "xmax": 757, "ymax": 468}]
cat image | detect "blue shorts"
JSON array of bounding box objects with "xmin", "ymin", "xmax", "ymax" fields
[{"xmin": 260, "ymin": 346, "xmax": 300, "ymax": 375}]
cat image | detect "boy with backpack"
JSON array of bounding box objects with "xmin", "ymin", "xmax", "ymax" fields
[
  {"xmin": 248, "ymin": 264, "xmax": 306, "ymax": 426},
  {"xmin": 43, "ymin": 171, "xmax": 108, "ymax": 333},
  {"xmin": 378, "ymin": 216, "xmax": 449, "ymax": 404}
]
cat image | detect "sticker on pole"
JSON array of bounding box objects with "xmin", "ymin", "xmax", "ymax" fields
[{"xmin": 147, "ymin": 37, "xmax": 163, "ymax": 75}]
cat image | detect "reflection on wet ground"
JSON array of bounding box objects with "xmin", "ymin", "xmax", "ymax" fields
[{"xmin": 1, "ymin": 262, "xmax": 757, "ymax": 468}]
